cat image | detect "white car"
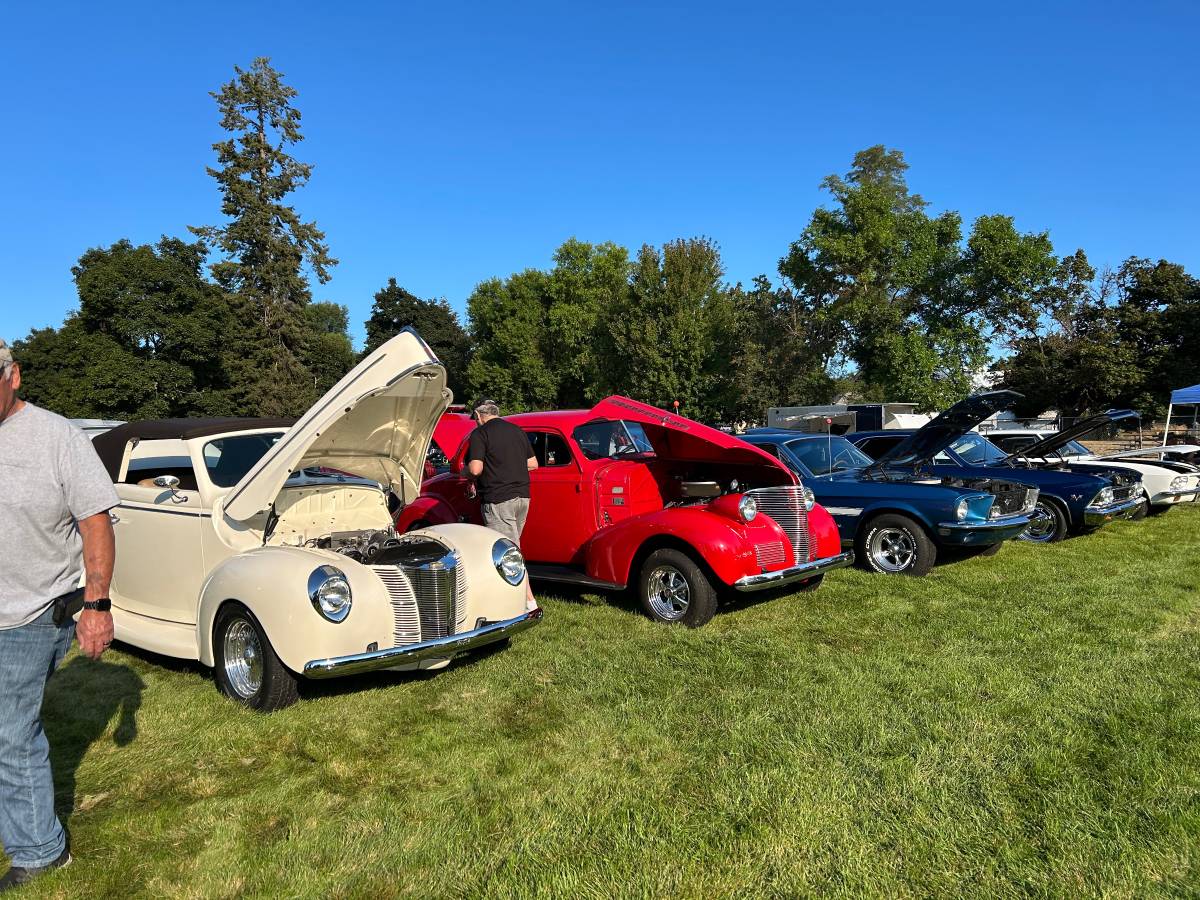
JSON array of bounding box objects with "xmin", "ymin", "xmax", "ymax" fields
[
  {"xmin": 91, "ymin": 329, "xmax": 541, "ymax": 710},
  {"xmin": 986, "ymin": 417, "xmax": 1200, "ymax": 514}
]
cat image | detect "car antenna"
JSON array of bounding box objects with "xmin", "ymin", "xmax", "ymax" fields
[{"xmin": 826, "ymin": 417, "xmax": 833, "ymax": 474}]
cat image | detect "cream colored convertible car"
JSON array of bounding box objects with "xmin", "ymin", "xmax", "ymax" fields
[{"xmin": 91, "ymin": 330, "xmax": 541, "ymax": 710}]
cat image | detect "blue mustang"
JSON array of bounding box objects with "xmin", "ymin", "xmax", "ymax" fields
[
  {"xmin": 741, "ymin": 422, "xmax": 1037, "ymax": 576},
  {"xmin": 849, "ymin": 391, "xmax": 1144, "ymax": 544}
]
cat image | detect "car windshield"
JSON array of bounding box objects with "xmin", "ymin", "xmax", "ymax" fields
[
  {"xmin": 785, "ymin": 437, "xmax": 873, "ymax": 476},
  {"xmin": 203, "ymin": 432, "xmax": 285, "ymax": 487},
  {"xmin": 942, "ymin": 432, "xmax": 1009, "ymax": 465},
  {"xmin": 572, "ymin": 420, "xmax": 655, "ymax": 460}
]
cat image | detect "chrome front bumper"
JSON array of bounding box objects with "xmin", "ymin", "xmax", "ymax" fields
[
  {"xmin": 1149, "ymin": 486, "xmax": 1200, "ymax": 505},
  {"xmin": 303, "ymin": 607, "xmax": 543, "ymax": 679},
  {"xmin": 1084, "ymin": 495, "xmax": 1145, "ymax": 526},
  {"xmin": 935, "ymin": 513, "xmax": 1032, "ymax": 531},
  {"xmin": 733, "ymin": 551, "xmax": 854, "ymax": 593}
]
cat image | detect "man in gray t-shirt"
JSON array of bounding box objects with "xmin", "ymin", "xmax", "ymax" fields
[{"xmin": 0, "ymin": 338, "xmax": 118, "ymax": 890}]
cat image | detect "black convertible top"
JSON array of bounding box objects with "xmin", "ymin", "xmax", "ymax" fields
[{"xmin": 92, "ymin": 418, "xmax": 295, "ymax": 481}]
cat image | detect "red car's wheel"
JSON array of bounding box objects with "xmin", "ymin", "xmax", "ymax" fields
[{"xmin": 637, "ymin": 549, "xmax": 718, "ymax": 627}]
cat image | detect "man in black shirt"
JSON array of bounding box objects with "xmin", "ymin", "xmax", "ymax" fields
[{"xmin": 466, "ymin": 400, "xmax": 537, "ymax": 606}]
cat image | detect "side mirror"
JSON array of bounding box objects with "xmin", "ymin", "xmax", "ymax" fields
[{"xmin": 154, "ymin": 474, "xmax": 181, "ymax": 491}]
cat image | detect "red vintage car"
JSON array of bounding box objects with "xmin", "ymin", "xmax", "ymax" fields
[{"xmin": 397, "ymin": 396, "xmax": 853, "ymax": 627}]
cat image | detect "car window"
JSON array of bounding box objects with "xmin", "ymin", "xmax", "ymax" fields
[
  {"xmin": 857, "ymin": 436, "xmax": 901, "ymax": 459},
  {"xmin": 990, "ymin": 435, "xmax": 1036, "ymax": 453},
  {"xmin": 203, "ymin": 433, "xmax": 285, "ymax": 487},
  {"xmin": 945, "ymin": 433, "xmax": 1008, "ymax": 465},
  {"xmin": 526, "ymin": 431, "xmax": 573, "ymax": 468},
  {"xmin": 572, "ymin": 420, "xmax": 654, "ymax": 460},
  {"xmin": 786, "ymin": 437, "xmax": 873, "ymax": 476},
  {"xmin": 125, "ymin": 455, "xmax": 199, "ymax": 491}
]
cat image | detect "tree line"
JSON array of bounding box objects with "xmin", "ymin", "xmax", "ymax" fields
[{"xmin": 14, "ymin": 59, "xmax": 1199, "ymax": 425}]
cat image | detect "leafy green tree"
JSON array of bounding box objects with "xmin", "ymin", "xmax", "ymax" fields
[
  {"xmin": 465, "ymin": 270, "xmax": 557, "ymax": 411},
  {"xmin": 304, "ymin": 301, "xmax": 355, "ymax": 396},
  {"xmin": 600, "ymin": 237, "xmax": 736, "ymax": 420},
  {"xmin": 363, "ymin": 279, "xmax": 471, "ymax": 397},
  {"xmin": 781, "ymin": 146, "xmax": 1060, "ymax": 410},
  {"xmin": 17, "ymin": 237, "xmax": 236, "ymax": 419},
  {"xmin": 544, "ymin": 239, "xmax": 630, "ymax": 407},
  {"xmin": 190, "ymin": 56, "xmax": 336, "ymax": 416}
]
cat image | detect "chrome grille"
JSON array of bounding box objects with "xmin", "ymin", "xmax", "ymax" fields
[
  {"xmin": 404, "ymin": 552, "xmax": 460, "ymax": 640},
  {"xmin": 370, "ymin": 565, "xmax": 421, "ymax": 647},
  {"xmin": 754, "ymin": 540, "xmax": 786, "ymax": 569},
  {"xmin": 747, "ymin": 486, "xmax": 811, "ymax": 564}
]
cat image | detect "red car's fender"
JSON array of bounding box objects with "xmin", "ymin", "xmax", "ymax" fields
[
  {"xmin": 394, "ymin": 474, "xmax": 477, "ymax": 530},
  {"xmin": 583, "ymin": 506, "xmax": 797, "ymax": 588},
  {"xmin": 808, "ymin": 502, "xmax": 842, "ymax": 560}
]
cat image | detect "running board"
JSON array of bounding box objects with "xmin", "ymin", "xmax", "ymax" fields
[{"xmin": 527, "ymin": 565, "xmax": 623, "ymax": 591}]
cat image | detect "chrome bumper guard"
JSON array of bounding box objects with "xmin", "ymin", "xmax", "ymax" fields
[
  {"xmin": 733, "ymin": 551, "xmax": 854, "ymax": 593},
  {"xmin": 1083, "ymin": 495, "xmax": 1145, "ymax": 526},
  {"xmin": 303, "ymin": 607, "xmax": 543, "ymax": 679}
]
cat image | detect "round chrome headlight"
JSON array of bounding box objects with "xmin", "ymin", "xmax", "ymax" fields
[
  {"xmin": 1170, "ymin": 475, "xmax": 1189, "ymax": 491},
  {"xmin": 308, "ymin": 565, "xmax": 352, "ymax": 623},
  {"xmin": 802, "ymin": 487, "xmax": 816, "ymax": 511},
  {"xmin": 738, "ymin": 494, "xmax": 758, "ymax": 522},
  {"xmin": 492, "ymin": 539, "xmax": 526, "ymax": 586}
]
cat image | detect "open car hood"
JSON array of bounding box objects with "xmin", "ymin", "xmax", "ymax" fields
[
  {"xmin": 867, "ymin": 391, "xmax": 1022, "ymax": 469},
  {"xmin": 1005, "ymin": 410, "xmax": 1139, "ymax": 461},
  {"xmin": 223, "ymin": 329, "xmax": 450, "ymax": 522},
  {"xmin": 586, "ymin": 396, "xmax": 796, "ymax": 484}
]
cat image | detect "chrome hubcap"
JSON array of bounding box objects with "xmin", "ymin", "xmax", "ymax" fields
[
  {"xmin": 223, "ymin": 619, "xmax": 263, "ymax": 698},
  {"xmin": 1019, "ymin": 503, "xmax": 1057, "ymax": 542},
  {"xmin": 870, "ymin": 527, "xmax": 916, "ymax": 573},
  {"xmin": 646, "ymin": 566, "xmax": 690, "ymax": 621}
]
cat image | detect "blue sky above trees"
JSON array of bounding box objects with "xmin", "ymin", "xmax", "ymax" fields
[{"xmin": 1, "ymin": 0, "xmax": 1196, "ymax": 349}]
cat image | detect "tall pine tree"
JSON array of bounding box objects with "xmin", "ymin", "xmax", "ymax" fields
[{"xmin": 191, "ymin": 57, "xmax": 337, "ymax": 416}]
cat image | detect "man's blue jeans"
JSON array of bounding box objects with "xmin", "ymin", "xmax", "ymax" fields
[{"xmin": 0, "ymin": 604, "xmax": 74, "ymax": 868}]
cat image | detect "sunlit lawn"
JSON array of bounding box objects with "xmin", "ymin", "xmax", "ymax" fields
[{"xmin": 27, "ymin": 505, "xmax": 1200, "ymax": 897}]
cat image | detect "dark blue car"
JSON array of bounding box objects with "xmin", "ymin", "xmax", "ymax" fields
[
  {"xmin": 740, "ymin": 430, "xmax": 1037, "ymax": 576},
  {"xmin": 849, "ymin": 392, "xmax": 1144, "ymax": 544}
]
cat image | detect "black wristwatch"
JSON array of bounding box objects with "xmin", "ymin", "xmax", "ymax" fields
[{"xmin": 82, "ymin": 598, "xmax": 112, "ymax": 612}]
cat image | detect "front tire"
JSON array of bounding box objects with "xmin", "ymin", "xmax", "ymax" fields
[
  {"xmin": 1018, "ymin": 499, "xmax": 1069, "ymax": 543},
  {"xmin": 213, "ymin": 603, "xmax": 300, "ymax": 711},
  {"xmin": 858, "ymin": 514, "xmax": 936, "ymax": 576},
  {"xmin": 1129, "ymin": 495, "xmax": 1149, "ymax": 520},
  {"xmin": 637, "ymin": 549, "xmax": 718, "ymax": 627}
]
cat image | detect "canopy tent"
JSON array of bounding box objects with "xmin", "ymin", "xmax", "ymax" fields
[{"xmin": 1162, "ymin": 384, "xmax": 1200, "ymax": 445}]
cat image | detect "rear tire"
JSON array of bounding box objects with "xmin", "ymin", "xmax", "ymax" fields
[
  {"xmin": 637, "ymin": 549, "xmax": 718, "ymax": 627},
  {"xmin": 857, "ymin": 514, "xmax": 936, "ymax": 576},
  {"xmin": 213, "ymin": 603, "xmax": 300, "ymax": 712}
]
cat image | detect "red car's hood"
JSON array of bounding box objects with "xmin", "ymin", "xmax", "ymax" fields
[{"xmin": 588, "ymin": 396, "xmax": 797, "ymax": 484}]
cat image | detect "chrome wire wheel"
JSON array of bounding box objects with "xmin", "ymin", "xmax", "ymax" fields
[
  {"xmin": 1019, "ymin": 502, "xmax": 1058, "ymax": 543},
  {"xmin": 869, "ymin": 527, "xmax": 916, "ymax": 573},
  {"xmin": 222, "ymin": 618, "xmax": 264, "ymax": 699},
  {"xmin": 646, "ymin": 565, "xmax": 690, "ymax": 621}
]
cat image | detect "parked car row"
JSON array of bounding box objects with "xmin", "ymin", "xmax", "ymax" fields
[{"xmin": 89, "ymin": 330, "xmax": 1197, "ymax": 711}]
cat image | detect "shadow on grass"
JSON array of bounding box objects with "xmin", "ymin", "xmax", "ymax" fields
[{"xmin": 44, "ymin": 655, "xmax": 144, "ymax": 822}]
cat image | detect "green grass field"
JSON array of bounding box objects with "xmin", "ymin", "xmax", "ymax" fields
[{"xmin": 28, "ymin": 505, "xmax": 1200, "ymax": 898}]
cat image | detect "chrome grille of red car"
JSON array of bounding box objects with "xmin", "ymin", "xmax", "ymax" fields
[
  {"xmin": 754, "ymin": 540, "xmax": 786, "ymax": 569},
  {"xmin": 371, "ymin": 565, "xmax": 421, "ymax": 647},
  {"xmin": 747, "ymin": 486, "xmax": 811, "ymax": 563}
]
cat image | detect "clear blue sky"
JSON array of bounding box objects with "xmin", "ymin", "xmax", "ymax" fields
[{"xmin": 2, "ymin": 1, "xmax": 1196, "ymax": 350}]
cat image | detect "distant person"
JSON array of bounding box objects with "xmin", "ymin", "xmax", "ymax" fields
[
  {"xmin": 465, "ymin": 400, "xmax": 537, "ymax": 608},
  {"xmin": 0, "ymin": 338, "xmax": 119, "ymax": 891}
]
